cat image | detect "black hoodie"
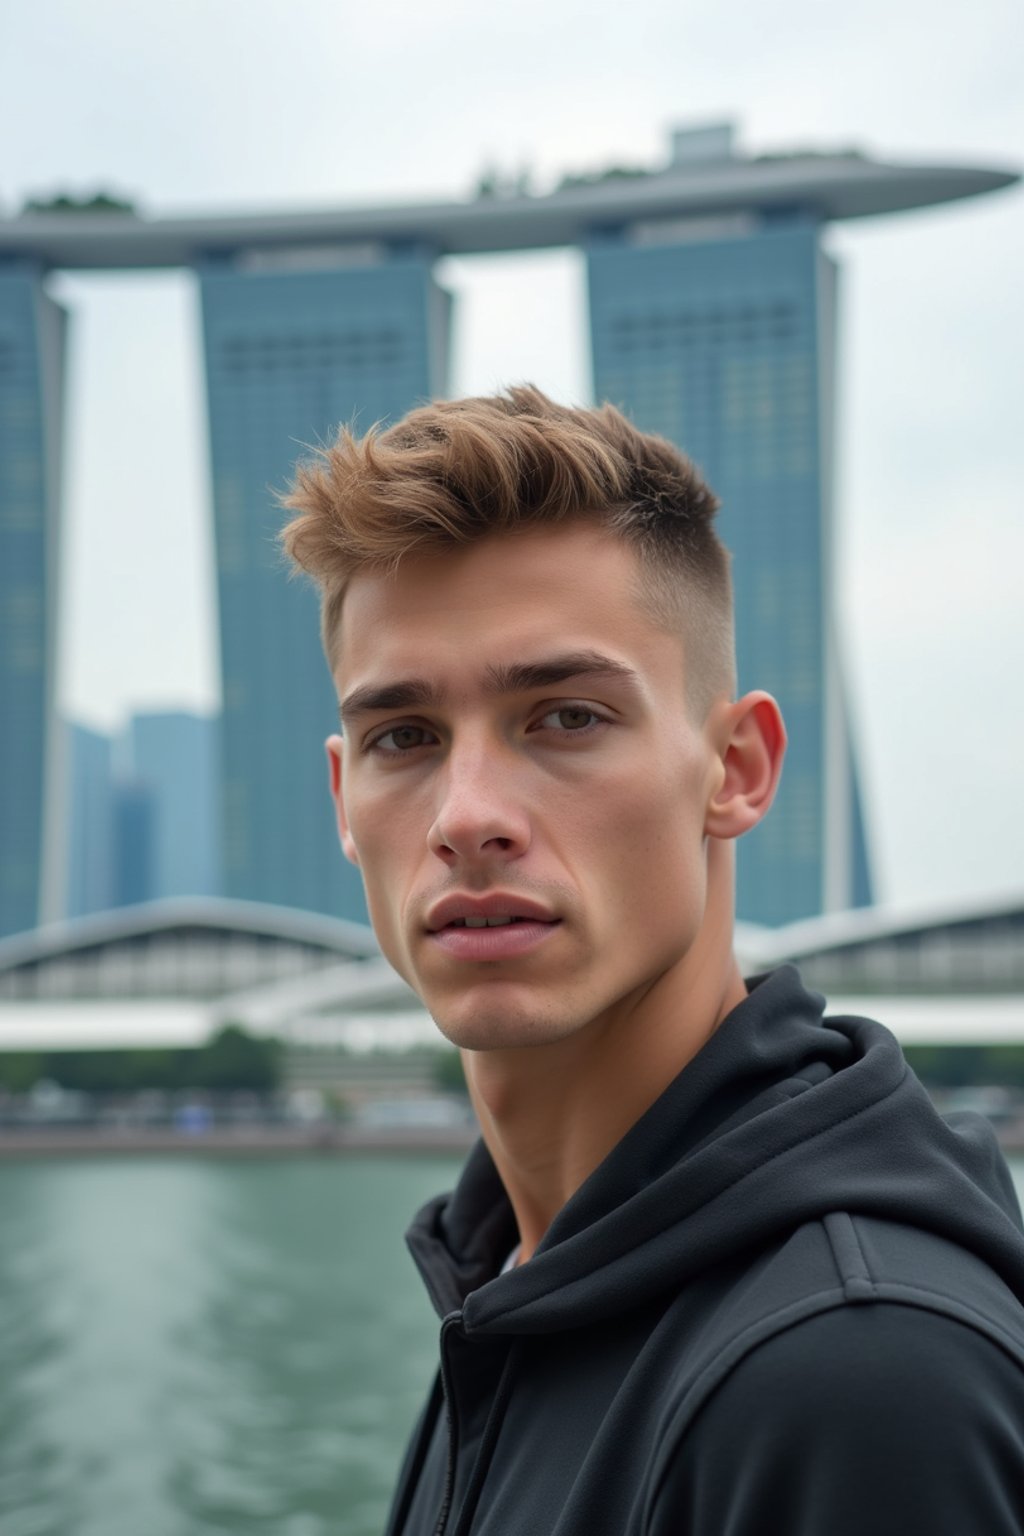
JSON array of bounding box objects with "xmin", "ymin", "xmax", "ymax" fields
[{"xmin": 387, "ymin": 968, "xmax": 1024, "ymax": 1536}]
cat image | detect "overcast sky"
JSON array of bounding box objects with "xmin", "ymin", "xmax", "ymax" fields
[{"xmin": 2, "ymin": 0, "xmax": 1021, "ymax": 912}]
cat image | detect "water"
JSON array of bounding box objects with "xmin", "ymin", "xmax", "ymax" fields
[
  {"xmin": 0, "ymin": 1156, "xmax": 461, "ymax": 1536},
  {"xmin": 2, "ymin": 1155, "xmax": 1024, "ymax": 1536}
]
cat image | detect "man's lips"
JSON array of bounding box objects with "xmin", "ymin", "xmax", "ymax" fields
[
  {"xmin": 425, "ymin": 893, "xmax": 560, "ymax": 933},
  {"xmin": 424, "ymin": 893, "xmax": 562, "ymax": 962}
]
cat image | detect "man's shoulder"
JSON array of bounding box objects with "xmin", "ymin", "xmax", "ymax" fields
[
  {"xmin": 737, "ymin": 1208, "xmax": 1024, "ymax": 1331},
  {"xmin": 703, "ymin": 1296, "xmax": 1024, "ymax": 1449},
  {"xmin": 662, "ymin": 1210, "xmax": 1024, "ymax": 1434},
  {"xmin": 649, "ymin": 1299, "xmax": 1024, "ymax": 1535},
  {"xmin": 831, "ymin": 1209, "xmax": 1024, "ymax": 1342},
  {"xmin": 642, "ymin": 1207, "xmax": 1024, "ymax": 1532}
]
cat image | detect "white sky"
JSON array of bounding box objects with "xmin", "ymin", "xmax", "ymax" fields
[{"xmin": 2, "ymin": 0, "xmax": 1021, "ymax": 911}]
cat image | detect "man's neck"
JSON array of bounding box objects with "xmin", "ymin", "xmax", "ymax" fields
[{"xmin": 463, "ymin": 911, "xmax": 746, "ymax": 1264}]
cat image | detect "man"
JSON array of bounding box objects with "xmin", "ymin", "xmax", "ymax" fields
[{"xmin": 283, "ymin": 387, "xmax": 1024, "ymax": 1535}]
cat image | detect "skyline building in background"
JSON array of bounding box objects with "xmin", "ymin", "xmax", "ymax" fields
[
  {"xmin": 0, "ymin": 127, "xmax": 1015, "ymax": 936},
  {"xmin": 129, "ymin": 710, "xmax": 221, "ymax": 900},
  {"xmin": 65, "ymin": 719, "xmax": 113, "ymax": 919},
  {"xmin": 589, "ymin": 135, "xmax": 871, "ymax": 921},
  {"xmin": 0, "ymin": 268, "xmax": 67, "ymax": 939},
  {"xmin": 65, "ymin": 709, "xmax": 218, "ymax": 918},
  {"xmin": 199, "ymin": 258, "xmax": 449, "ymax": 922}
]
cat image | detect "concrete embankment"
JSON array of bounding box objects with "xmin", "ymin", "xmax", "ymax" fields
[
  {"xmin": 0, "ymin": 1124, "xmax": 477, "ymax": 1158},
  {"xmin": 4, "ymin": 1120, "xmax": 1024, "ymax": 1158}
]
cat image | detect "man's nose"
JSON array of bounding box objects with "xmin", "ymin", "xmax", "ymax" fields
[{"xmin": 426, "ymin": 741, "xmax": 531, "ymax": 867}]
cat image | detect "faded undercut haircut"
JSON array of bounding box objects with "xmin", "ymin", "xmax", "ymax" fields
[{"xmin": 281, "ymin": 385, "xmax": 735, "ymax": 716}]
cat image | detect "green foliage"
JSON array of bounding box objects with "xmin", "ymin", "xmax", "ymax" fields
[
  {"xmin": 22, "ymin": 191, "xmax": 135, "ymax": 215},
  {"xmin": 431, "ymin": 1048, "xmax": 468, "ymax": 1096},
  {"xmin": 557, "ymin": 165, "xmax": 650, "ymax": 192},
  {"xmin": 195, "ymin": 1024, "xmax": 281, "ymax": 1092},
  {"xmin": 6, "ymin": 1035, "xmax": 1024, "ymax": 1099},
  {"xmin": 903, "ymin": 1044, "xmax": 1024, "ymax": 1090},
  {"xmin": 0, "ymin": 1025, "xmax": 281, "ymax": 1095},
  {"xmin": 41, "ymin": 1047, "xmax": 186, "ymax": 1093},
  {"xmin": 473, "ymin": 165, "xmax": 532, "ymax": 200},
  {"xmin": 0, "ymin": 1052, "xmax": 46, "ymax": 1094}
]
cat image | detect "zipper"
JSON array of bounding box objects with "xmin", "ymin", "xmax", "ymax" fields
[
  {"xmin": 432, "ymin": 1314, "xmax": 461, "ymax": 1536},
  {"xmin": 449, "ymin": 1339, "xmax": 520, "ymax": 1536},
  {"xmin": 386, "ymin": 1372, "xmax": 444, "ymax": 1536}
]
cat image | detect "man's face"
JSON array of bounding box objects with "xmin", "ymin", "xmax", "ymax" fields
[{"xmin": 330, "ymin": 521, "xmax": 728, "ymax": 1052}]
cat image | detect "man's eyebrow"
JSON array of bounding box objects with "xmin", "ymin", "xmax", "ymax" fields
[
  {"xmin": 339, "ymin": 678, "xmax": 440, "ymax": 727},
  {"xmin": 483, "ymin": 651, "xmax": 642, "ymax": 696},
  {"xmin": 338, "ymin": 650, "xmax": 641, "ymax": 728}
]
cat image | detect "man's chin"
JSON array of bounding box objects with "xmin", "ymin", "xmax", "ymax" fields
[{"xmin": 425, "ymin": 993, "xmax": 583, "ymax": 1054}]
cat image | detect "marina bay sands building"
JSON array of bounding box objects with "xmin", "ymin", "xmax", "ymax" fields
[
  {"xmin": 0, "ymin": 270, "xmax": 66, "ymax": 941},
  {"xmin": 0, "ymin": 126, "xmax": 1015, "ymax": 937},
  {"xmin": 199, "ymin": 258, "xmax": 450, "ymax": 918}
]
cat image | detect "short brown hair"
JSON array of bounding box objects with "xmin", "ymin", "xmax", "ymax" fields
[{"xmin": 281, "ymin": 385, "xmax": 735, "ymax": 712}]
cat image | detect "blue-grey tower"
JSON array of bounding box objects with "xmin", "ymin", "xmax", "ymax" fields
[
  {"xmin": 0, "ymin": 268, "xmax": 67, "ymax": 939},
  {"xmin": 128, "ymin": 709, "xmax": 221, "ymax": 900},
  {"xmin": 198, "ymin": 255, "xmax": 450, "ymax": 921},
  {"xmin": 65, "ymin": 718, "xmax": 114, "ymax": 918},
  {"xmin": 588, "ymin": 124, "xmax": 874, "ymax": 925}
]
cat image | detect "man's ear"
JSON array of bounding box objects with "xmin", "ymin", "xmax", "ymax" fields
[
  {"xmin": 326, "ymin": 734, "xmax": 360, "ymax": 866},
  {"xmin": 704, "ymin": 692, "xmax": 786, "ymax": 841}
]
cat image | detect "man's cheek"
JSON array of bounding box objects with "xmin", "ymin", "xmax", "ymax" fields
[{"xmin": 363, "ymin": 884, "xmax": 404, "ymax": 967}]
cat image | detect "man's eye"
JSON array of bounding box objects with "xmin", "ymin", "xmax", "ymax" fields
[
  {"xmin": 537, "ymin": 706, "xmax": 602, "ymax": 733},
  {"xmin": 371, "ymin": 725, "xmax": 434, "ymax": 754}
]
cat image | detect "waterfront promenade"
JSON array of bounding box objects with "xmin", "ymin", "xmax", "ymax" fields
[{"xmin": 0, "ymin": 1121, "xmax": 477, "ymax": 1157}]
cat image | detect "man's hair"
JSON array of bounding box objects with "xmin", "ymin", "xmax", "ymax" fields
[{"xmin": 281, "ymin": 385, "xmax": 735, "ymax": 713}]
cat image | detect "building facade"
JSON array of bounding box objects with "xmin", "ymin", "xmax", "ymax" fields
[
  {"xmin": 66, "ymin": 720, "xmax": 115, "ymax": 919},
  {"xmin": 129, "ymin": 710, "xmax": 221, "ymax": 901},
  {"xmin": 64, "ymin": 709, "xmax": 220, "ymax": 918},
  {"xmin": 0, "ymin": 268, "xmax": 67, "ymax": 939},
  {"xmin": 198, "ymin": 256, "xmax": 450, "ymax": 921},
  {"xmin": 589, "ymin": 211, "xmax": 872, "ymax": 923}
]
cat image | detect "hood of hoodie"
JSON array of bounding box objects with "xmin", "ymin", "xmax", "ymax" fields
[{"xmin": 406, "ymin": 967, "xmax": 1024, "ymax": 1335}]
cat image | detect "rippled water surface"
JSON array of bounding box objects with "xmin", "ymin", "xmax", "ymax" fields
[
  {"xmin": 3, "ymin": 1153, "xmax": 1024, "ymax": 1536},
  {"xmin": 0, "ymin": 1156, "xmax": 462, "ymax": 1536}
]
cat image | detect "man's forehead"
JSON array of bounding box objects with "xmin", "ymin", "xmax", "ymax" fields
[
  {"xmin": 331, "ymin": 523, "xmax": 685, "ymax": 707},
  {"xmin": 338, "ymin": 581, "xmax": 620, "ymax": 674},
  {"xmin": 344, "ymin": 522, "xmax": 637, "ymax": 614},
  {"xmin": 342, "ymin": 523, "xmax": 646, "ymax": 631},
  {"xmin": 336, "ymin": 599, "xmax": 662, "ymax": 698}
]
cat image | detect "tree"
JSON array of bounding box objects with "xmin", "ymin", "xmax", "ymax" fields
[
  {"xmin": 432, "ymin": 1048, "xmax": 468, "ymax": 1096},
  {"xmin": 195, "ymin": 1024, "xmax": 282, "ymax": 1093}
]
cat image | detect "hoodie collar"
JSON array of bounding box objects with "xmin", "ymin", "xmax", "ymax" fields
[{"xmin": 406, "ymin": 967, "xmax": 1024, "ymax": 1335}]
